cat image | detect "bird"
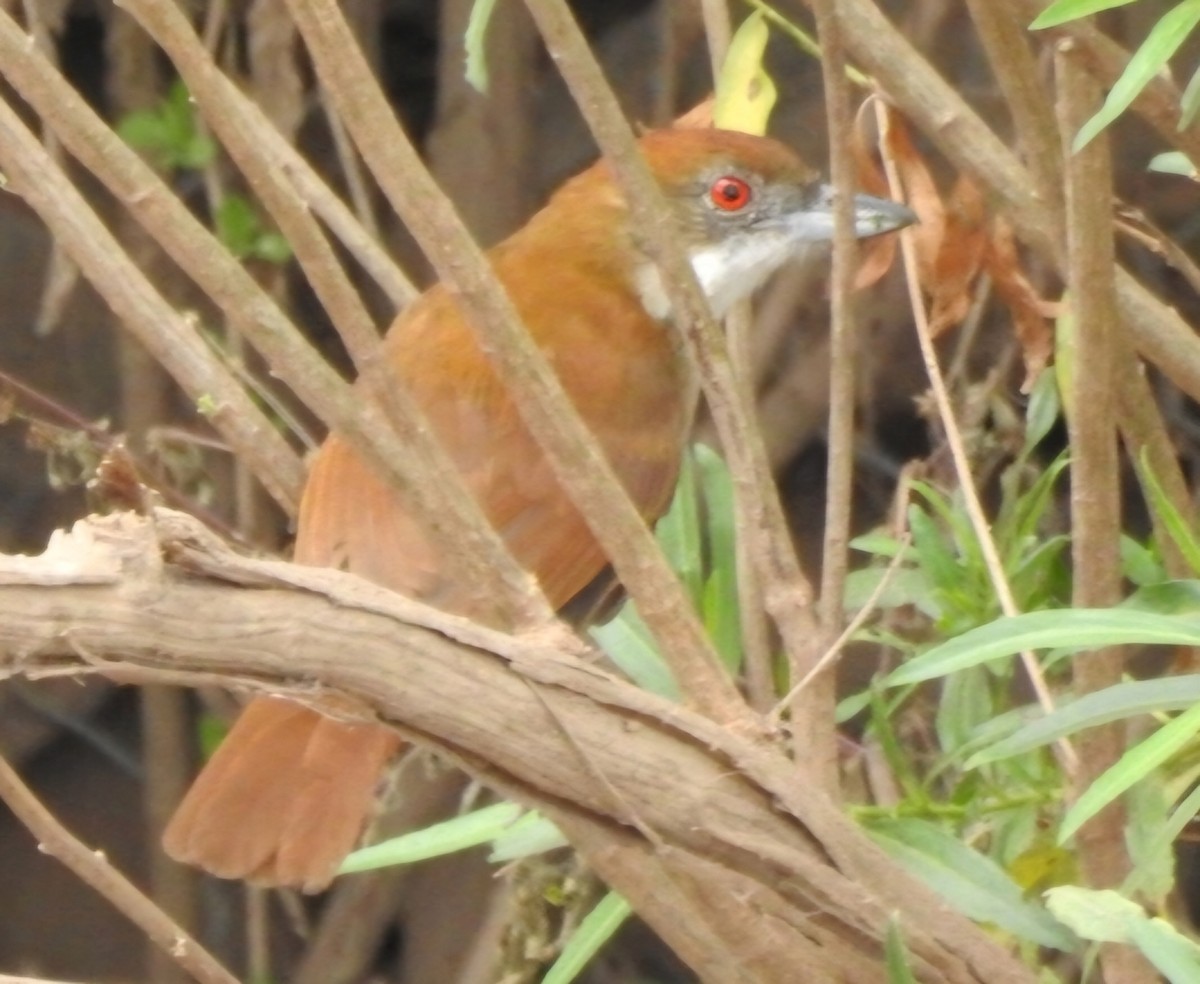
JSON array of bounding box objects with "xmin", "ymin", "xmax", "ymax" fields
[{"xmin": 161, "ymin": 126, "xmax": 915, "ymax": 892}]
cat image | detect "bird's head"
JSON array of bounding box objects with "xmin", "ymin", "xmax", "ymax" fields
[{"xmin": 528, "ymin": 127, "xmax": 915, "ymax": 320}]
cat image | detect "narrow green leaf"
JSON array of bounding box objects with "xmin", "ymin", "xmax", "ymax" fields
[
  {"xmin": 885, "ymin": 915, "xmax": 919, "ymax": 984},
  {"xmin": 866, "ymin": 818, "xmax": 1074, "ymax": 949},
  {"xmin": 339, "ymin": 801, "xmax": 523, "ymax": 874},
  {"xmin": 1130, "ymin": 918, "xmax": 1200, "ymax": 984},
  {"xmin": 1031, "ymin": 0, "xmax": 1141, "ymax": 30},
  {"xmin": 656, "ymin": 449, "xmax": 702, "ymax": 604},
  {"xmin": 1148, "ymin": 150, "xmax": 1197, "ymax": 176},
  {"xmin": 1137, "ymin": 449, "xmax": 1200, "ymax": 575},
  {"xmin": 541, "ymin": 892, "xmax": 633, "ymax": 984},
  {"xmin": 1180, "ymin": 62, "xmax": 1200, "ymax": 127},
  {"xmin": 1125, "ymin": 781, "xmax": 1200, "ymax": 896},
  {"xmin": 591, "ymin": 604, "xmax": 680, "ymax": 700},
  {"xmin": 464, "ymin": 0, "xmax": 500, "ymax": 93},
  {"xmin": 695, "ymin": 443, "xmax": 741, "ymax": 670},
  {"xmin": 1022, "ymin": 367, "xmax": 1062, "ymax": 455},
  {"xmin": 886, "ymin": 609, "xmax": 1200, "ymax": 686},
  {"xmin": 489, "ymin": 812, "xmax": 569, "ymax": 862},
  {"xmin": 968, "ymin": 675, "xmax": 1200, "ymax": 765},
  {"xmin": 1073, "ymin": 0, "xmax": 1200, "ymax": 151},
  {"xmin": 1059, "ymin": 702, "xmax": 1200, "ymax": 843}
]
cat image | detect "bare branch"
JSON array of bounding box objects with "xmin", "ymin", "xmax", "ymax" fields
[
  {"xmin": 0, "ymin": 753, "xmax": 240, "ymax": 984},
  {"xmin": 0, "ymin": 511, "xmax": 1035, "ymax": 984}
]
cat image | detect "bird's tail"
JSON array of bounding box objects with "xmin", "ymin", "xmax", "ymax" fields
[{"xmin": 162, "ymin": 696, "xmax": 401, "ymax": 893}]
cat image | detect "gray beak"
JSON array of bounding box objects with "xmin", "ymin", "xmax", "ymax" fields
[
  {"xmin": 848, "ymin": 191, "xmax": 918, "ymax": 239},
  {"xmin": 783, "ymin": 185, "xmax": 916, "ymax": 242}
]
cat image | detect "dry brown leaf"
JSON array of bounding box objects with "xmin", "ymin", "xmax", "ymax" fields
[
  {"xmin": 850, "ymin": 100, "xmax": 902, "ymax": 289},
  {"xmin": 882, "ymin": 109, "xmax": 944, "ymax": 289},
  {"xmin": 985, "ymin": 216, "xmax": 1055, "ymax": 391},
  {"xmin": 928, "ymin": 174, "xmax": 987, "ymax": 337}
]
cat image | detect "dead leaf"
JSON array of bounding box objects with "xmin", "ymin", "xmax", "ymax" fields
[
  {"xmin": 928, "ymin": 174, "xmax": 987, "ymax": 336},
  {"xmin": 985, "ymin": 217, "xmax": 1055, "ymax": 391}
]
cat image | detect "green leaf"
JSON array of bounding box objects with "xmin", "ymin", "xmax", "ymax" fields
[
  {"xmin": 655, "ymin": 449, "xmax": 703, "ymax": 604},
  {"xmin": 968, "ymin": 675, "xmax": 1200, "ymax": 766},
  {"xmin": 591, "ymin": 603, "xmax": 680, "ymax": 700},
  {"xmin": 464, "ymin": 0, "xmax": 500, "ymax": 93},
  {"xmin": 339, "ymin": 801, "xmax": 523, "ymax": 874},
  {"xmin": 886, "ymin": 608, "xmax": 1200, "ymax": 686},
  {"xmin": 1059, "ymin": 702, "xmax": 1200, "ymax": 843},
  {"xmin": 252, "ymin": 233, "xmax": 293, "ymax": 264},
  {"xmin": 1073, "ymin": 0, "xmax": 1200, "ymax": 151},
  {"xmin": 865, "ymin": 818, "xmax": 1074, "ymax": 949},
  {"xmin": 1130, "ymin": 917, "xmax": 1200, "ymax": 984},
  {"xmin": 695, "ymin": 443, "xmax": 742, "ymax": 670},
  {"xmin": 713, "ymin": 11, "xmax": 776, "ymax": 135},
  {"xmin": 1148, "ymin": 150, "xmax": 1197, "ymax": 176},
  {"xmin": 1120, "ymin": 535, "xmax": 1166, "ymax": 586},
  {"xmin": 541, "ymin": 892, "xmax": 632, "ymax": 984},
  {"xmin": 215, "ymin": 195, "xmax": 261, "ymax": 259},
  {"xmin": 1030, "ymin": 0, "xmax": 1142, "ymax": 30},
  {"xmin": 885, "ymin": 915, "xmax": 919, "ymax": 984},
  {"xmin": 1126, "ymin": 780, "xmax": 1200, "ymax": 897},
  {"xmin": 1044, "ymin": 885, "xmax": 1145, "ymax": 942},
  {"xmin": 489, "ymin": 812, "xmax": 569, "ymax": 862},
  {"xmin": 1137, "ymin": 449, "xmax": 1200, "ymax": 575},
  {"xmin": 1022, "ymin": 367, "xmax": 1062, "ymax": 455},
  {"xmin": 1181, "ymin": 62, "xmax": 1200, "ymax": 127}
]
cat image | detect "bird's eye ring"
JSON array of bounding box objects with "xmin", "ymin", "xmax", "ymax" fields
[{"xmin": 710, "ymin": 175, "xmax": 752, "ymax": 211}]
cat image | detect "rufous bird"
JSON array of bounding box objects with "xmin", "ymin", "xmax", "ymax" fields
[{"xmin": 162, "ymin": 126, "xmax": 915, "ymax": 892}]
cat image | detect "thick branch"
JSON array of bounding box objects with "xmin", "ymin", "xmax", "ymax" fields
[{"xmin": 0, "ymin": 511, "xmax": 1034, "ymax": 984}]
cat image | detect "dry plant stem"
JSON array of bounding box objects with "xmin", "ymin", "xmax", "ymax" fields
[
  {"xmin": 0, "ymin": 511, "xmax": 1038, "ymax": 984},
  {"xmin": 519, "ymin": 0, "xmax": 823, "ymax": 697},
  {"xmin": 0, "ymin": 8, "xmax": 543, "ymax": 627},
  {"xmin": 963, "ymin": 0, "xmax": 1062, "ymax": 222},
  {"xmin": 0, "ymin": 976, "xmax": 96, "ymax": 984},
  {"xmin": 0, "ymin": 91, "xmax": 304, "ymax": 516},
  {"xmin": 774, "ymin": 532, "xmax": 912, "ymax": 719},
  {"xmin": 319, "ymin": 86, "xmax": 382, "ymax": 242},
  {"xmin": 0, "ymin": 753, "xmax": 240, "ymax": 984},
  {"xmin": 700, "ymin": 0, "xmax": 732, "ymax": 78},
  {"xmin": 808, "ymin": 0, "xmax": 859, "ymax": 792},
  {"xmin": 1055, "ymin": 47, "xmax": 1154, "ymax": 984},
  {"xmin": 821, "ymin": 0, "xmax": 1200, "ymax": 410},
  {"xmin": 282, "ymin": 0, "xmax": 746, "ymax": 720},
  {"xmin": 698, "ymin": 1, "xmax": 774, "ymax": 710},
  {"xmin": 874, "ymin": 100, "xmax": 1078, "ymax": 776}
]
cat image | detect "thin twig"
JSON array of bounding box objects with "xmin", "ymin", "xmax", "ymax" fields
[
  {"xmin": 873, "ymin": 98, "xmax": 1078, "ymax": 777},
  {"xmin": 772, "ymin": 532, "xmax": 912, "ymax": 720},
  {"xmin": 0, "ymin": 753, "xmax": 241, "ymax": 984},
  {"xmin": 807, "ymin": 0, "xmax": 859, "ymax": 790}
]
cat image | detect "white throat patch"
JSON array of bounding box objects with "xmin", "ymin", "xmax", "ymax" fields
[{"xmin": 634, "ymin": 231, "xmax": 817, "ymax": 321}]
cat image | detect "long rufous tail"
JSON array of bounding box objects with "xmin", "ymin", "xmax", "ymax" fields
[{"xmin": 162, "ymin": 696, "xmax": 401, "ymax": 893}]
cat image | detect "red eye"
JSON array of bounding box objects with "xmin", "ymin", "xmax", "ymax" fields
[{"xmin": 710, "ymin": 175, "xmax": 752, "ymax": 211}]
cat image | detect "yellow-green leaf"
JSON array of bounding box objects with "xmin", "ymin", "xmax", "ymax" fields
[{"xmin": 714, "ymin": 12, "xmax": 776, "ymax": 135}]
